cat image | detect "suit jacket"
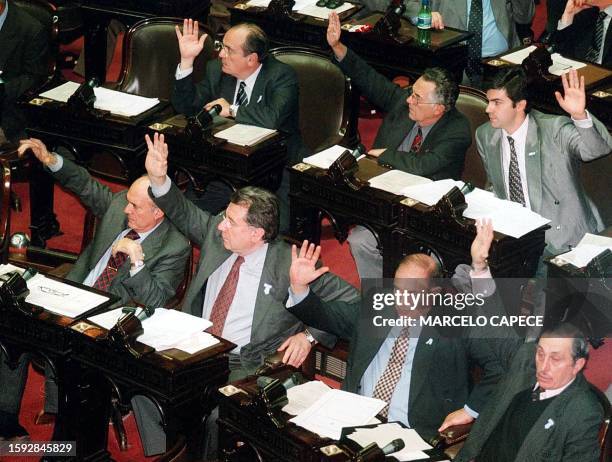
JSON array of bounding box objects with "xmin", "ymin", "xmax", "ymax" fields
[
  {"xmin": 456, "ymin": 343, "xmax": 603, "ymax": 462},
  {"xmin": 476, "ymin": 110, "xmax": 611, "ymax": 254},
  {"xmin": 287, "ymin": 268, "xmax": 507, "ymax": 442},
  {"xmin": 0, "ymin": 1, "xmax": 48, "ymax": 141},
  {"xmin": 152, "ymin": 182, "xmax": 360, "ymax": 376},
  {"xmin": 52, "ymin": 159, "xmax": 191, "ymax": 307},
  {"xmin": 406, "ymin": 0, "xmax": 535, "ymax": 51},
  {"xmin": 337, "ymin": 49, "xmax": 471, "ymax": 181},
  {"xmin": 551, "ymin": 7, "xmax": 612, "ymax": 68},
  {"xmin": 171, "ymin": 56, "xmax": 307, "ymax": 165}
]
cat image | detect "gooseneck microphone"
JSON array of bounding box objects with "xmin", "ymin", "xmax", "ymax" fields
[
  {"xmin": 193, "ymin": 103, "xmax": 222, "ymax": 128},
  {"xmin": 350, "ymin": 143, "xmax": 367, "ymax": 158},
  {"xmin": 381, "ymin": 438, "xmax": 405, "ymax": 455}
]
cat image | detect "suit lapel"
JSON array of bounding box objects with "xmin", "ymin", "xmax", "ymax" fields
[
  {"xmin": 487, "ymin": 127, "xmax": 508, "ymax": 200},
  {"xmin": 0, "ymin": 6, "xmax": 18, "ymax": 69},
  {"xmin": 89, "ymin": 218, "xmax": 128, "ymax": 272},
  {"xmin": 250, "ymin": 241, "xmax": 284, "ymax": 336},
  {"xmin": 408, "ymin": 332, "xmax": 436, "ymax": 410},
  {"xmin": 524, "ymin": 115, "xmax": 543, "ymax": 213},
  {"xmin": 220, "ymin": 74, "xmax": 237, "ymax": 104}
]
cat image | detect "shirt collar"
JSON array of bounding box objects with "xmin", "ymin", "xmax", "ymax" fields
[
  {"xmin": 534, "ymin": 377, "xmax": 575, "ymax": 400},
  {"xmin": 0, "ymin": 2, "xmax": 9, "ymax": 33},
  {"xmin": 240, "ymin": 241, "xmax": 268, "ymax": 268},
  {"xmin": 240, "ymin": 63, "xmax": 263, "ymax": 90},
  {"xmin": 132, "ymin": 218, "xmax": 164, "ymax": 242},
  {"xmin": 502, "ymin": 114, "xmax": 530, "ymax": 143},
  {"xmin": 604, "ymin": 6, "xmax": 612, "ymax": 16}
]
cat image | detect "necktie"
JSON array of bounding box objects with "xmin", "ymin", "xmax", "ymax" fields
[
  {"xmin": 410, "ymin": 126, "xmax": 423, "ymax": 152},
  {"xmin": 586, "ymin": 11, "xmax": 608, "ymax": 63},
  {"xmin": 235, "ymin": 81, "xmax": 248, "ymax": 106},
  {"xmin": 93, "ymin": 229, "xmax": 140, "ymax": 291},
  {"xmin": 208, "ymin": 256, "xmax": 245, "ymax": 336},
  {"xmin": 372, "ymin": 328, "xmax": 410, "ymax": 418},
  {"xmin": 507, "ymin": 136, "xmax": 526, "ymax": 207},
  {"xmin": 466, "ymin": 0, "xmax": 484, "ymax": 86}
]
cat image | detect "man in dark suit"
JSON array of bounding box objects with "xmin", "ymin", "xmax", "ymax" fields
[
  {"xmin": 0, "ymin": 138, "xmax": 191, "ymax": 441},
  {"xmin": 0, "ymin": 0, "xmax": 59, "ymax": 247},
  {"xmin": 139, "ymin": 132, "xmax": 359, "ymax": 456},
  {"xmin": 285, "ymin": 220, "xmax": 507, "ymax": 441},
  {"xmin": 552, "ymin": 0, "xmax": 612, "ymax": 68},
  {"xmin": 326, "ymin": 11, "xmax": 472, "ymax": 280},
  {"xmin": 172, "ymin": 20, "xmax": 304, "ymax": 232},
  {"xmin": 456, "ymin": 323, "xmax": 604, "ymax": 462}
]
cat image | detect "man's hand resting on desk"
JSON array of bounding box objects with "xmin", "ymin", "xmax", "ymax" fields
[
  {"xmin": 205, "ymin": 98, "xmax": 231, "ymax": 118},
  {"xmin": 438, "ymin": 408, "xmax": 475, "ymax": 432},
  {"xmin": 145, "ymin": 133, "xmax": 169, "ymax": 187},
  {"xmin": 277, "ymin": 332, "xmax": 313, "ymax": 368},
  {"xmin": 17, "ymin": 138, "xmax": 58, "ymax": 167},
  {"xmin": 289, "ymin": 240, "xmax": 329, "ymax": 295}
]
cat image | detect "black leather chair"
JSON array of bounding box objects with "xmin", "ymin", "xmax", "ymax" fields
[
  {"xmin": 456, "ymin": 85, "xmax": 489, "ymax": 190},
  {"xmin": 0, "ymin": 160, "xmax": 12, "ymax": 264},
  {"xmin": 270, "ymin": 46, "xmax": 358, "ymax": 153}
]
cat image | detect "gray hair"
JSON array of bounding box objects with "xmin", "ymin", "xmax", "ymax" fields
[
  {"xmin": 421, "ymin": 67, "xmax": 459, "ymax": 112},
  {"xmin": 230, "ymin": 186, "xmax": 279, "ymax": 242},
  {"xmin": 233, "ymin": 23, "xmax": 269, "ymax": 61},
  {"xmin": 539, "ymin": 323, "xmax": 589, "ymax": 362}
]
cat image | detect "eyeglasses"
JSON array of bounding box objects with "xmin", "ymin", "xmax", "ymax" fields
[
  {"xmin": 221, "ymin": 212, "xmax": 252, "ymax": 229},
  {"xmin": 408, "ymin": 93, "xmax": 440, "ymax": 106},
  {"xmin": 214, "ymin": 40, "xmax": 238, "ymax": 56}
]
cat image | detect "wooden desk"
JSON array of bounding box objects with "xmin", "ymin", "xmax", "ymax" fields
[
  {"xmin": 229, "ymin": 8, "xmax": 471, "ymax": 80},
  {"xmin": 289, "ymin": 158, "xmax": 547, "ymax": 278}
]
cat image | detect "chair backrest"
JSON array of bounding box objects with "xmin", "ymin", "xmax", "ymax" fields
[
  {"xmin": 591, "ymin": 384, "xmax": 612, "ymax": 462},
  {"xmin": 581, "ymin": 154, "xmax": 612, "ymax": 228},
  {"xmin": 12, "ymin": 0, "xmax": 59, "ymax": 80},
  {"xmin": 456, "ymin": 85, "xmax": 489, "ymax": 189},
  {"xmin": 116, "ymin": 17, "xmax": 215, "ymax": 99},
  {"xmin": 0, "ymin": 159, "xmax": 11, "ymax": 264},
  {"xmin": 270, "ymin": 47, "xmax": 357, "ymax": 153}
]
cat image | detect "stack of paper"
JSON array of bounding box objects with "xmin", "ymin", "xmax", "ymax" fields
[
  {"xmin": 39, "ymin": 81, "xmax": 160, "ymax": 117},
  {"xmin": 302, "ymin": 145, "xmax": 352, "ymax": 169},
  {"xmin": 400, "ymin": 178, "xmax": 464, "ymax": 205},
  {"xmin": 214, "ymin": 124, "xmax": 277, "ymax": 146},
  {"xmin": 500, "ymin": 45, "xmax": 586, "ymax": 76},
  {"xmin": 88, "ymin": 308, "xmax": 219, "ymax": 353},
  {"xmin": 245, "ymin": 0, "xmax": 354, "ymax": 18},
  {"xmin": 289, "ymin": 388, "xmax": 385, "ymax": 439},
  {"xmin": 555, "ymin": 233, "xmax": 612, "ymax": 267},
  {"xmin": 282, "ymin": 380, "xmax": 332, "ymax": 415},
  {"xmin": 346, "ymin": 423, "xmax": 432, "ymax": 462},
  {"xmin": 368, "ymin": 170, "xmax": 431, "ymax": 195}
]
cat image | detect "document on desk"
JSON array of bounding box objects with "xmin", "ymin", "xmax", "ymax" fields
[
  {"xmin": 302, "ymin": 145, "xmax": 350, "ymax": 169},
  {"xmin": 25, "ymin": 273, "xmax": 109, "ymax": 318},
  {"xmin": 500, "ymin": 46, "xmax": 586, "ymax": 75},
  {"xmin": 245, "ymin": 0, "xmax": 354, "ymax": 17},
  {"xmin": 346, "ymin": 423, "xmax": 431, "ymax": 461},
  {"xmin": 282, "ymin": 380, "xmax": 332, "ymax": 415},
  {"xmin": 400, "ymin": 178, "xmax": 464, "ymax": 205},
  {"xmin": 39, "ymin": 81, "xmax": 161, "ymax": 117},
  {"xmin": 289, "ymin": 389, "xmax": 385, "ymax": 440},
  {"xmin": 214, "ymin": 124, "xmax": 277, "ymax": 146},
  {"xmin": 554, "ymin": 233, "xmax": 612, "ymax": 267},
  {"xmin": 368, "ymin": 170, "xmax": 432, "ymax": 195}
]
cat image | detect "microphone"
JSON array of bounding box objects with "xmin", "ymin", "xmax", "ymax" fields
[
  {"xmin": 350, "ymin": 143, "xmax": 366, "ymax": 158},
  {"xmin": 22, "ymin": 267, "xmax": 38, "ymax": 281},
  {"xmin": 460, "ymin": 181, "xmax": 475, "ymax": 195},
  {"xmin": 381, "ymin": 438, "xmax": 405, "ymax": 455},
  {"xmin": 257, "ymin": 372, "xmax": 301, "ymax": 390},
  {"xmin": 193, "ymin": 104, "xmax": 222, "ymax": 129},
  {"xmin": 136, "ymin": 305, "xmax": 156, "ymax": 322}
]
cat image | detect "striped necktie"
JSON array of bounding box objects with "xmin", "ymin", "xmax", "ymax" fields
[
  {"xmin": 93, "ymin": 229, "xmax": 140, "ymax": 291},
  {"xmin": 235, "ymin": 81, "xmax": 248, "ymax": 106},
  {"xmin": 507, "ymin": 136, "xmax": 526, "ymax": 207},
  {"xmin": 586, "ymin": 11, "xmax": 608, "ymax": 63}
]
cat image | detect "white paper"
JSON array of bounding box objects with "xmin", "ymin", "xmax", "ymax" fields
[
  {"xmin": 501, "ymin": 45, "xmax": 538, "ymax": 64},
  {"xmin": 88, "ymin": 306, "xmax": 136, "ymax": 330},
  {"xmin": 297, "ymin": 2, "xmax": 354, "ymax": 18},
  {"xmin": 347, "ymin": 423, "xmax": 431, "ymax": 461},
  {"xmin": 302, "ymin": 145, "xmax": 350, "ymax": 169},
  {"xmin": 368, "ymin": 170, "xmax": 432, "ymax": 195},
  {"xmin": 289, "ymin": 389, "xmax": 385, "ymax": 440},
  {"xmin": 25, "ymin": 274, "xmax": 109, "ymax": 317},
  {"xmin": 39, "ymin": 81, "xmax": 160, "ymax": 117},
  {"xmin": 282, "ymin": 380, "xmax": 332, "ymax": 415},
  {"xmin": 500, "ymin": 46, "xmax": 586, "ymax": 75},
  {"xmin": 173, "ymin": 331, "xmax": 220, "ymax": 354},
  {"xmin": 137, "ymin": 308, "xmax": 212, "ymax": 350},
  {"xmin": 214, "ymin": 124, "xmax": 277, "ymax": 146},
  {"xmin": 400, "ymin": 179, "xmax": 464, "ymax": 205},
  {"xmin": 555, "ymin": 233, "xmax": 612, "ymax": 267},
  {"xmin": 0, "ymin": 263, "xmax": 25, "ymax": 277}
]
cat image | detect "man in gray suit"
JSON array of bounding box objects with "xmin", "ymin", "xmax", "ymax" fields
[
  {"xmin": 0, "ymin": 138, "xmax": 191, "ymax": 440},
  {"xmin": 139, "ymin": 132, "xmax": 360, "ymax": 456},
  {"xmin": 456, "ymin": 323, "xmax": 604, "ymax": 462},
  {"xmin": 477, "ymin": 67, "xmax": 611, "ymax": 256}
]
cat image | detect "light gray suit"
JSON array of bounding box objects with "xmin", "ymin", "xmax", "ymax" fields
[
  {"xmin": 406, "ymin": 0, "xmax": 535, "ymax": 51},
  {"xmin": 476, "ymin": 110, "xmax": 612, "ymax": 254}
]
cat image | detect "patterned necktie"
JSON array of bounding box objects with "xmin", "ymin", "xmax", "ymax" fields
[
  {"xmin": 586, "ymin": 11, "xmax": 608, "ymax": 63},
  {"xmin": 466, "ymin": 0, "xmax": 484, "ymax": 86},
  {"xmin": 93, "ymin": 229, "xmax": 140, "ymax": 291},
  {"xmin": 208, "ymin": 256, "xmax": 245, "ymax": 336},
  {"xmin": 372, "ymin": 327, "xmax": 410, "ymax": 418},
  {"xmin": 235, "ymin": 81, "xmax": 248, "ymax": 106},
  {"xmin": 507, "ymin": 136, "xmax": 526, "ymax": 207},
  {"xmin": 410, "ymin": 126, "xmax": 423, "ymax": 152}
]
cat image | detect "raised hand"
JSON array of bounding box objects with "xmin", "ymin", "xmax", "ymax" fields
[
  {"xmin": 175, "ymin": 18, "xmax": 207, "ymax": 70},
  {"xmin": 289, "ymin": 240, "xmax": 329, "ymax": 294},
  {"xmin": 144, "ymin": 132, "xmax": 169, "ymax": 186},
  {"xmin": 561, "ymin": 0, "xmax": 594, "ymax": 24},
  {"xmin": 17, "ymin": 138, "xmax": 57, "ymax": 166},
  {"xmin": 555, "ymin": 68, "xmax": 587, "ymax": 120},
  {"xmin": 471, "ymin": 218, "xmax": 493, "ymax": 272},
  {"xmin": 326, "ymin": 12, "xmax": 347, "ymax": 60}
]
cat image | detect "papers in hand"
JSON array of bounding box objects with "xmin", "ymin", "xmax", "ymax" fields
[
  {"xmin": 39, "ymin": 81, "xmax": 160, "ymax": 117},
  {"xmin": 88, "ymin": 307, "xmax": 219, "ymax": 353},
  {"xmin": 302, "ymin": 145, "xmax": 353, "ymax": 169},
  {"xmin": 555, "ymin": 233, "xmax": 612, "ymax": 268},
  {"xmin": 288, "ymin": 387, "xmax": 386, "ymax": 440},
  {"xmin": 214, "ymin": 124, "xmax": 277, "ymax": 146},
  {"xmin": 368, "ymin": 170, "xmax": 432, "ymax": 195},
  {"xmin": 501, "ymin": 46, "xmax": 586, "ymax": 76},
  {"xmin": 400, "ymin": 180, "xmax": 551, "ymax": 238},
  {"xmin": 347, "ymin": 423, "xmax": 432, "ymax": 462}
]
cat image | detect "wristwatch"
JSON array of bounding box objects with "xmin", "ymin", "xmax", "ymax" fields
[
  {"xmin": 229, "ymin": 105, "xmax": 237, "ymax": 118},
  {"xmin": 304, "ymin": 329, "xmax": 316, "ymax": 344}
]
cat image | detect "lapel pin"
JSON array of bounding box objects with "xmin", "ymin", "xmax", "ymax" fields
[
  {"xmin": 257, "ymin": 95, "xmax": 263, "ymax": 103},
  {"xmin": 426, "ymin": 338, "xmax": 433, "ymax": 345},
  {"xmin": 263, "ymin": 283, "xmax": 272, "ymax": 295},
  {"xmin": 544, "ymin": 418, "xmax": 554, "ymax": 430},
  {"xmin": 528, "ymin": 151, "xmax": 536, "ymax": 156}
]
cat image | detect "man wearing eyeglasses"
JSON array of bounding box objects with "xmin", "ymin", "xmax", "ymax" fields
[
  {"xmin": 136, "ymin": 132, "xmax": 359, "ymax": 457},
  {"xmin": 172, "ymin": 19, "xmax": 304, "ymax": 232},
  {"xmin": 326, "ymin": 12, "xmax": 472, "ymax": 280}
]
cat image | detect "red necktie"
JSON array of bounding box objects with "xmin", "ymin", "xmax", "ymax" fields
[
  {"xmin": 208, "ymin": 256, "xmax": 245, "ymax": 336},
  {"xmin": 410, "ymin": 126, "xmax": 423, "ymax": 153},
  {"xmin": 93, "ymin": 229, "xmax": 140, "ymax": 291}
]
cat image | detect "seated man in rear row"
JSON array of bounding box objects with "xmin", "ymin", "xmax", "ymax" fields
[{"xmin": 326, "ymin": 11, "xmax": 472, "ymax": 281}]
